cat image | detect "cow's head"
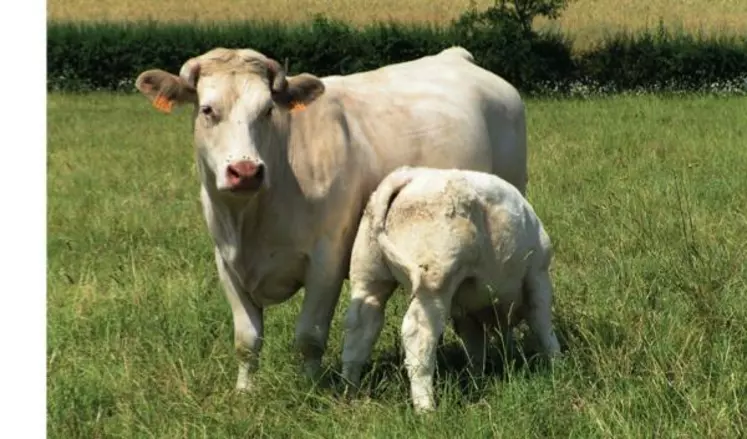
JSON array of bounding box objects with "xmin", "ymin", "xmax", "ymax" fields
[{"xmin": 135, "ymin": 48, "xmax": 325, "ymax": 195}]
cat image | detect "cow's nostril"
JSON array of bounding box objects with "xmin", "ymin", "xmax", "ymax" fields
[
  {"xmin": 227, "ymin": 165, "xmax": 241, "ymax": 179},
  {"xmin": 225, "ymin": 161, "xmax": 264, "ymax": 191},
  {"xmin": 254, "ymin": 164, "xmax": 265, "ymax": 181}
]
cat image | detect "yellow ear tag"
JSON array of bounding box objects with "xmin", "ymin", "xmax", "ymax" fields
[
  {"xmin": 153, "ymin": 94, "xmax": 174, "ymax": 113},
  {"xmin": 289, "ymin": 101, "xmax": 307, "ymax": 114}
]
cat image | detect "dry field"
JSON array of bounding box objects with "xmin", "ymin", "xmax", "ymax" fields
[{"xmin": 47, "ymin": 0, "xmax": 747, "ymax": 50}]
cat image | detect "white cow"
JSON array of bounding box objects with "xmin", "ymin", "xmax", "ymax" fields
[
  {"xmin": 342, "ymin": 166, "xmax": 561, "ymax": 412},
  {"xmin": 133, "ymin": 46, "xmax": 528, "ymax": 391}
]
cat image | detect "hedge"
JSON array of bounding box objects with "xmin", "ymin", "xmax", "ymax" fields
[
  {"xmin": 577, "ymin": 27, "xmax": 747, "ymax": 93},
  {"xmin": 47, "ymin": 17, "xmax": 747, "ymax": 96}
]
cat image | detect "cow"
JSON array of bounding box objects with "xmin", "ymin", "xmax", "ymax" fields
[
  {"xmin": 341, "ymin": 166, "xmax": 561, "ymax": 412},
  {"xmin": 133, "ymin": 46, "xmax": 528, "ymax": 392}
]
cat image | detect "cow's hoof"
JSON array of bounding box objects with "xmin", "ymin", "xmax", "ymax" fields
[
  {"xmin": 235, "ymin": 374, "xmax": 255, "ymax": 393},
  {"xmin": 413, "ymin": 403, "xmax": 436, "ymax": 414},
  {"xmin": 341, "ymin": 380, "xmax": 362, "ymax": 401},
  {"xmin": 341, "ymin": 363, "xmax": 363, "ymax": 387},
  {"xmin": 302, "ymin": 359, "xmax": 323, "ymax": 381}
]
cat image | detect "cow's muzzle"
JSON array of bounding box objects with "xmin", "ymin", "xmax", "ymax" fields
[{"xmin": 225, "ymin": 160, "xmax": 265, "ymax": 192}]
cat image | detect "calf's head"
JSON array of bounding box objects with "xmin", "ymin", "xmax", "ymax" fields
[{"xmin": 135, "ymin": 48, "xmax": 325, "ymax": 195}]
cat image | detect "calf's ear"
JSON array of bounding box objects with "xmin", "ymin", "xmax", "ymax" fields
[
  {"xmin": 274, "ymin": 73, "xmax": 325, "ymax": 112},
  {"xmin": 135, "ymin": 69, "xmax": 198, "ymax": 114}
]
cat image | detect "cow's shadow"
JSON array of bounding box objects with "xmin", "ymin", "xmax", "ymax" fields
[{"xmin": 321, "ymin": 314, "xmax": 580, "ymax": 406}]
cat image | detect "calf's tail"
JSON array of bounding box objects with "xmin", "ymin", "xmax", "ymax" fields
[{"xmin": 367, "ymin": 167, "xmax": 423, "ymax": 293}]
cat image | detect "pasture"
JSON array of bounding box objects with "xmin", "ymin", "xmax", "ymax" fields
[
  {"xmin": 46, "ymin": 0, "xmax": 747, "ymax": 50},
  {"xmin": 47, "ymin": 92, "xmax": 747, "ymax": 437}
]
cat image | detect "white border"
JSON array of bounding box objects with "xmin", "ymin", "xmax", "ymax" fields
[{"xmin": 0, "ymin": 0, "xmax": 47, "ymax": 436}]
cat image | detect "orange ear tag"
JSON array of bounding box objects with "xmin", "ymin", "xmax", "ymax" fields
[
  {"xmin": 289, "ymin": 101, "xmax": 307, "ymax": 114},
  {"xmin": 152, "ymin": 94, "xmax": 174, "ymax": 113}
]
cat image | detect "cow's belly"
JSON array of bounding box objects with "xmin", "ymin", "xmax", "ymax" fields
[
  {"xmin": 393, "ymin": 131, "xmax": 493, "ymax": 178},
  {"xmin": 230, "ymin": 250, "xmax": 308, "ymax": 307}
]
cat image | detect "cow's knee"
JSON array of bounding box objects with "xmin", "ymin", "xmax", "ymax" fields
[{"xmin": 295, "ymin": 325, "xmax": 324, "ymax": 357}]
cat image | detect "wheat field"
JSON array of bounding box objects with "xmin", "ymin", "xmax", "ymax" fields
[{"xmin": 47, "ymin": 0, "xmax": 747, "ymax": 50}]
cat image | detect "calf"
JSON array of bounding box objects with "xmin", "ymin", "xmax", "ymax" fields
[{"xmin": 341, "ymin": 166, "xmax": 561, "ymax": 412}]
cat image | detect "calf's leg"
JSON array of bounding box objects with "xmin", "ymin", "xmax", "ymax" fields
[
  {"xmin": 523, "ymin": 269, "xmax": 561, "ymax": 358},
  {"xmin": 401, "ymin": 294, "xmax": 448, "ymax": 412},
  {"xmin": 452, "ymin": 315, "xmax": 487, "ymax": 375},
  {"xmin": 341, "ymin": 279, "xmax": 396, "ymax": 388},
  {"xmin": 452, "ymin": 280, "xmax": 488, "ymax": 374}
]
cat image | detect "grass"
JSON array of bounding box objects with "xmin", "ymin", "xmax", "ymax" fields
[
  {"xmin": 47, "ymin": 92, "xmax": 747, "ymax": 438},
  {"xmin": 46, "ymin": 0, "xmax": 747, "ymax": 50}
]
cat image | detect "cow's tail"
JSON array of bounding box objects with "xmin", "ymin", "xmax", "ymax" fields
[
  {"xmin": 440, "ymin": 46, "xmax": 475, "ymax": 64},
  {"xmin": 368, "ymin": 167, "xmax": 423, "ymax": 293}
]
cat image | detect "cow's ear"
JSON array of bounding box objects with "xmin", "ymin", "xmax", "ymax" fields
[
  {"xmin": 275, "ymin": 73, "xmax": 325, "ymax": 112},
  {"xmin": 135, "ymin": 69, "xmax": 198, "ymax": 114}
]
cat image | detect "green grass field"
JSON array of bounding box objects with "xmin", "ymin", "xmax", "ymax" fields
[{"xmin": 47, "ymin": 93, "xmax": 747, "ymax": 437}]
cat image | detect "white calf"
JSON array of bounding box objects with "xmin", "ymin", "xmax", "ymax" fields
[{"xmin": 341, "ymin": 166, "xmax": 561, "ymax": 412}]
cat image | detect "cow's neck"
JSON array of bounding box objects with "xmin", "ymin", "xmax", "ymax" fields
[{"xmin": 196, "ymin": 131, "xmax": 305, "ymax": 265}]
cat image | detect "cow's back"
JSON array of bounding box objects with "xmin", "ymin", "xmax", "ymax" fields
[{"xmin": 320, "ymin": 47, "xmax": 527, "ymax": 196}]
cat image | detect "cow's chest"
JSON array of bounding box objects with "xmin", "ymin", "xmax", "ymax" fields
[
  {"xmin": 203, "ymin": 190, "xmax": 312, "ymax": 308},
  {"xmin": 220, "ymin": 243, "xmax": 309, "ymax": 307}
]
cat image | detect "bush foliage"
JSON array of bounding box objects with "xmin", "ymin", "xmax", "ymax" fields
[{"xmin": 47, "ymin": 12, "xmax": 747, "ymax": 95}]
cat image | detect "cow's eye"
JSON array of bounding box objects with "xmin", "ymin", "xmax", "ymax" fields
[{"xmin": 200, "ymin": 105, "xmax": 214, "ymax": 116}]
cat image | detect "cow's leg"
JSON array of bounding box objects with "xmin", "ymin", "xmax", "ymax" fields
[
  {"xmin": 216, "ymin": 250, "xmax": 264, "ymax": 391},
  {"xmin": 295, "ymin": 242, "xmax": 346, "ymax": 380},
  {"xmin": 341, "ymin": 279, "xmax": 397, "ymax": 388},
  {"xmin": 490, "ymin": 119, "xmax": 528, "ymax": 196},
  {"xmin": 401, "ymin": 293, "xmax": 448, "ymax": 413},
  {"xmin": 523, "ymin": 269, "xmax": 561, "ymax": 358}
]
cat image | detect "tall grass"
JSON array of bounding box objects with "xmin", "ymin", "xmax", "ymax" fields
[
  {"xmin": 47, "ymin": 93, "xmax": 747, "ymax": 437},
  {"xmin": 46, "ymin": 0, "xmax": 747, "ymax": 50}
]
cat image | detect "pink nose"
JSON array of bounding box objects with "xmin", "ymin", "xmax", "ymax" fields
[{"xmin": 226, "ymin": 160, "xmax": 264, "ymax": 191}]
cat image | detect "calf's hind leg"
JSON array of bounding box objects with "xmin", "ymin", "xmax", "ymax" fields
[
  {"xmin": 401, "ymin": 294, "xmax": 449, "ymax": 412},
  {"xmin": 341, "ymin": 279, "xmax": 397, "ymax": 388},
  {"xmin": 452, "ymin": 280, "xmax": 487, "ymax": 373},
  {"xmin": 523, "ymin": 268, "xmax": 561, "ymax": 358},
  {"xmin": 452, "ymin": 315, "xmax": 487, "ymax": 374}
]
